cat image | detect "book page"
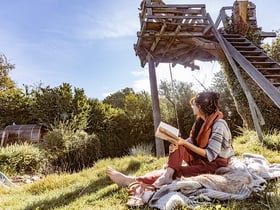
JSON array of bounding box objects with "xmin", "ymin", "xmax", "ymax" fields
[
  {"xmin": 155, "ymin": 121, "xmax": 179, "ymax": 143},
  {"xmin": 159, "ymin": 121, "xmax": 179, "ymax": 137}
]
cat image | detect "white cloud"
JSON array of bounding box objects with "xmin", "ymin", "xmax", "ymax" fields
[{"xmin": 75, "ymin": 2, "xmax": 139, "ymax": 40}]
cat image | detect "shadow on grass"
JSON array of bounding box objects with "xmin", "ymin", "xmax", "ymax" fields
[{"xmin": 24, "ymin": 159, "xmax": 142, "ymax": 210}]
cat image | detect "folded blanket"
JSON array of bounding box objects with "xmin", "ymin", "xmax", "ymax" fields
[{"xmin": 149, "ymin": 153, "xmax": 280, "ymax": 210}]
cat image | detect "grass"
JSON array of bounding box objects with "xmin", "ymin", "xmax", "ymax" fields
[{"xmin": 0, "ymin": 130, "xmax": 279, "ymax": 210}]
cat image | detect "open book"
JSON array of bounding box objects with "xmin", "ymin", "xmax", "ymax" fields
[{"xmin": 155, "ymin": 121, "xmax": 180, "ymax": 144}]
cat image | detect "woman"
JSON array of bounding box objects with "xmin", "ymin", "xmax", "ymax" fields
[{"xmin": 107, "ymin": 91, "xmax": 235, "ymax": 188}]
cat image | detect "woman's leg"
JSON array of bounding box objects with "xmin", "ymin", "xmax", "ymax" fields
[
  {"xmin": 166, "ymin": 144, "xmax": 193, "ymax": 173},
  {"xmin": 180, "ymin": 157, "xmax": 230, "ymax": 177},
  {"xmin": 151, "ymin": 144, "xmax": 192, "ymax": 187},
  {"xmin": 107, "ymin": 166, "xmax": 165, "ymax": 186},
  {"xmin": 107, "ymin": 145, "xmax": 198, "ymax": 187},
  {"xmin": 106, "ymin": 166, "xmax": 136, "ymax": 187}
]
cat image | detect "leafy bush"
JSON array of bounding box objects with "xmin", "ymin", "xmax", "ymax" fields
[
  {"xmin": 43, "ymin": 120, "xmax": 101, "ymax": 172},
  {"xmin": 0, "ymin": 143, "xmax": 48, "ymax": 176}
]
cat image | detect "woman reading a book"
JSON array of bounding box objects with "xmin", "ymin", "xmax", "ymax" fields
[{"xmin": 107, "ymin": 91, "xmax": 235, "ymax": 188}]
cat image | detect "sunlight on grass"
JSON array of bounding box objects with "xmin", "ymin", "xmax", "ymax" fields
[{"xmin": 0, "ymin": 130, "xmax": 279, "ymax": 209}]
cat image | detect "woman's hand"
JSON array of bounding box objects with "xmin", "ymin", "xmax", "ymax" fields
[{"xmin": 176, "ymin": 137, "xmax": 187, "ymax": 146}]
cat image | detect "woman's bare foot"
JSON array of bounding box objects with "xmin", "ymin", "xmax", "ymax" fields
[{"xmin": 106, "ymin": 166, "xmax": 135, "ymax": 187}]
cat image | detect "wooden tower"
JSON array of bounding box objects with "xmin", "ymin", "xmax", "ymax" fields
[{"xmin": 134, "ymin": 0, "xmax": 280, "ymax": 157}]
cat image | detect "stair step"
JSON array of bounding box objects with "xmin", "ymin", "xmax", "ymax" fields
[
  {"xmin": 252, "ymin": 62, "xmax": 276, "ymax": 68},
  {"xmin": 252, "ymin": 62, "xmax": 276, "ymax": 65},
  {"xmin": 245, "ymin": 56, "xmax": 269, "ymax": 61},
  {"xmin": 272, "ymin": 83, "xmax": 280, "ymax": 87},
  {"xmin": 258, "ymin": 68, "xmax": 280, "ymax": 74},
  {"xmin": 239, "ymin": 50, "xmax": 263, "ymax": 56},
  {"xmin": 230, "ymin": 42, "xmax": 251, "ymax": 46},
  {"xmin": 265, "ymin": 75, "xmax": 280, "ymax": 79},
  {"xmin": 234, "ymin": 46, "xmax": 257, "ymax": 50},
  {"xmin": 225, "ymin": 37, "xmax": 247, "ymax": 42},
  {"xmin": 223, "ymin": 34, "xmax": 242, "ymax": 38}
]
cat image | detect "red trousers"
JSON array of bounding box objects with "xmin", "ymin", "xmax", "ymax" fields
[{"xmin": 136, "ymin": 145, "xmax": 230, "ymax": 184}]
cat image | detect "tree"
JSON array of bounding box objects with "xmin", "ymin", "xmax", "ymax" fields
[
  {"xmin": 31, "ymin": 83, "xmax": 90, "ymax": 130},
  {"xmin": 0, "ymin": 54, "xmax": 33, "ymax": 127},
  {"xmin": 0, "ymin": 54, "xmax": 15, "ymax": 91},
  {"xmin": 263, "ymin": 31, "xmax": 280, "ymax": 63},
  {"xmin": 159, "ymin": 80, "xmax": 195, "ymax": 138},
  {"xmin": 103, "ymin": 87, "xmax": 135, "ymax": 109},
  {"xmin": 209, "ymin": 70, "xmax": 243, "ymax": 136},
  {"xmin": 89, "ymin": 89, "xmax": 155, "ymax": 158},
  {"xmin": 87, "ymin": 98, "xmax": 128, "ymax": 157},
  {"xmin": 124, "ymin": 91, "xmax": 154, "ymax": 147}
]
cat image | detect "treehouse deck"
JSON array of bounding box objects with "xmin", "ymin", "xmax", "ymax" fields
[
  {"xmin": 134, "ymin": 0, "xmax": 280, "ymax": 108},
  {"xmin": 134, "ymin": 2, "xmax": 222, "ymax": 70}
]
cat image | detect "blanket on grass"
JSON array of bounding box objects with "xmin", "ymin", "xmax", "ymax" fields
[{"xmin": 149, "ymin": 153, "xmax": 280, "ymax": 210}]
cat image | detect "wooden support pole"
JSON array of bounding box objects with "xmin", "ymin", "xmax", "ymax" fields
[{"xmin": 147, "ymin": 54, "xmax": 165, "ymax": 157}]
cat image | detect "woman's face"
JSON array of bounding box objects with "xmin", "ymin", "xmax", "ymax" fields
[{"xmin": 191, "ymin": 102, "xmax": 200, "ymax": 116}]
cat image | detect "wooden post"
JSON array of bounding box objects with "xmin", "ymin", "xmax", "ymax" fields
[
  {"xmin": 233, "ymin": 0, "xmax": 248, "ymax": 34},
  {"xmin": 147, "ymin": 54, "xmax": 165, "ymax": 157},
  {"xmin": 238, "ymin": 0, "xmax": 248, "ymax": 24}
]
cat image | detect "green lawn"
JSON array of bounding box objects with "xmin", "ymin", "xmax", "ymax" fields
[{"xmin": 0, "ymin": 130, "xmax": 279, "ymax": 210}]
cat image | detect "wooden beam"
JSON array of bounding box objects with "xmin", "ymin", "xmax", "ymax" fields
[
  {"xmin": 150, "ymin": 23, "xmax": 167, "ymax": 51},
  {"xmin": 147, "ymin": 54, "xmax": 165, "ymax": 157},
  {"xmin": 145, "ymin": 15, "xmax": 208, "ymax": 20},
  {"xmin": 260, "ymin": 32, "xmax": 276, "ymax": 38},
  {"xmin": 145, "ymin": 4, "xmax": 206, "ymax": 9},
  {"xmin": 139, "ymin": 31, "xmax": 205, "ymax": 37}
]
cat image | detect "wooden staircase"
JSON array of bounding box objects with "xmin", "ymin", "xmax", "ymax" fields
[{"xmin": 221, "ymin": 33, "xmax": 280, "ymax": 108}]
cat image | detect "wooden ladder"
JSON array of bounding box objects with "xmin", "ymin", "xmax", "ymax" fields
[{"xmin": 221, "ymin": 33, "xmax": 280, "ymax": 108}]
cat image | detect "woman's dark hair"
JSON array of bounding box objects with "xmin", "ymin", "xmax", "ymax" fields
[
  {"xmin": 189, "ymin": 92, "xmax": 220, "ymax": 145},
  {"xmin": 190, "ymin": 91, "xmax": 220, "ymax": 115}
]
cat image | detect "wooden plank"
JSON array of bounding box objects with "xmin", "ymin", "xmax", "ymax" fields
[
  {"xmin": 151, "ymin": 8, "xmax": 203, "ymax": 14},
  {"xmin": 139, "ymin": 31, "xmax": 205, "ymax": 37},
  {"xmin": 145, "ymin": 15, "xmax": 207, "ymax": 20},
  {"xmin": 145, "ymin": 4, "xmax": 205, "ymax": 8},
  {"xmin": 260, "ymin": 32, "xmax": 276, "ymax": 38}
]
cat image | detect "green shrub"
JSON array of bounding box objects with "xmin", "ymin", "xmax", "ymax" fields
[
  {"xmin": 0, "ymin": 143, "xmax": 48, "ymax": 176},
  {"xmin": 43, "ymin": 121, "xmax": 101, "ymax": 172}
]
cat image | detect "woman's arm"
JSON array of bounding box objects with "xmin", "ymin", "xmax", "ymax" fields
[{"xmin": 177, "ymin": 137, "xmax": 207, "ymax": 158}]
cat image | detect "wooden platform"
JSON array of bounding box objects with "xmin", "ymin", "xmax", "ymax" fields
[{"xmin": 134, "ymin": 1, "xmax": 223, "ymax": 70}]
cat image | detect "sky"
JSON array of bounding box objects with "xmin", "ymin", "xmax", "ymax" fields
[{"xmin": 0, "ymin": 0, "xmax": 279, "ymax": 100}]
